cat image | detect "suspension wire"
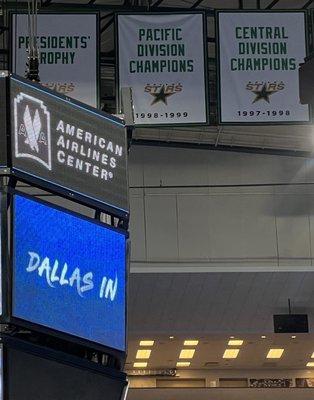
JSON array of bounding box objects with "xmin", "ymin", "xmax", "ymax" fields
[
  {"xmin": 25, "ymin": 0, "xmax": 40, "ymax": 81},
  {"xmin": 1, "ymin": 0, "xmax": 9, "ymax": 70},
  {"xmin": 34, "ymin": 0, "xmax": 39, "ymax": 59},
  {"xmin": 27, "ymin": 0, "xmax": 32, "ymax": 57}
]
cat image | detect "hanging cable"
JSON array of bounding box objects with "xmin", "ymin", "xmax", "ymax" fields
[{"xmin": 25, "ymin": 0, "xmax": 40, "ymax": 82}]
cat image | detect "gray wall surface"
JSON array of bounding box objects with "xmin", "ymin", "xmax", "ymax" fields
[{"xmin": 128, "ymin": 146, "xmax": 314, "ymax": 272}]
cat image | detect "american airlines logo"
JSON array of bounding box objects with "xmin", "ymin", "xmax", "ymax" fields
[{"xmin": 14, "ymin": 93, "xmax": 52, "ymax": 170}]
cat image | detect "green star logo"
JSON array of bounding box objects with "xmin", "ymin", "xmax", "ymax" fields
[
  {"xmin": 150, "ymin": 85, "xmax": 175, "ymax": 105},
  {"xmin": 252, "ymin": 83, "xmax": 277, "ymax": 104}
]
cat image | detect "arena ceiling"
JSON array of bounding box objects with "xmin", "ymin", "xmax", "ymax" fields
[{"xmin": 126, "ymin": 271, "xmax": 314, "ymax": 370}]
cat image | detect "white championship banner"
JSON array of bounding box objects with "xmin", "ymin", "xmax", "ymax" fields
[
  {"xmin": 118, "ymin": 13, "xmax": 207, "ymax": 125},
  {"xmin": 11, "ymin": 13, "xmax": 98, "ymax": 108},
  {"xmin": 217, "ymin": 11, "xmax": 309, "ymax": 123}
]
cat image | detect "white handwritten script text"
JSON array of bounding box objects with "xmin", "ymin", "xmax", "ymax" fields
[{"xmin": 26, "ymin": 251, "xmax": 118, "ymax": 301}]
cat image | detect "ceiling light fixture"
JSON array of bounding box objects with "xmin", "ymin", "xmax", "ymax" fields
[
  {"xmin": 307, "ymin": 362, "xmax": 314, "ymax": 367},
  {"xmin": 266, "ymin": 349, "xmax": 284, "ymax": 359},
  {"xmin": 179, "ymin": 349, "xmax": 195, "ymax": 359},
  {"xmin": 176, "ymin": 362, "xmax": 190, "ymax": 367},
  {"xmin": 136, "ymin": 349, "xmax": 151, "ymax": 359},
  {"xmin": 261, "ymin": 336, "xmax": 267, "ymax": 339},
  {"xmin": 134, "ymin": 362, "xmax": 147, "ymax": 368},
  {"xmin": 184, "ymin": 340, "xmax": 199, "ymax": 346},
  {"xmin": 139, "ymin": 340, "xmax": 154, "ymax": 346},
  {"xmin": 228, "ymin": 340, "xmax": 243, "ymax": 346},
  {"xmin": 223, "ymin": 349, "xmax": 240, "ymax": 359},
  {"xmin": 169, "ymin": 336, "xmax": 174, "ymax": 340}
]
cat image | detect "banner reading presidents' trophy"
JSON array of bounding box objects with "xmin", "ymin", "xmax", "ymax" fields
[
  {"xmin": 11, "ymin": 13, "xmax": 98, "ymax": 108},
  {"xmin": 118, "ymin": 13, "xmax": 207, "ymax": 125},
  {"xmin": 217, "ymin": 11, "xmax": 309, "ymax": 123}
]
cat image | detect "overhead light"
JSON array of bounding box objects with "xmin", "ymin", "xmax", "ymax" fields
[
  {"xmin": 291, "ymin": 336, "xmax": 296, "ymax": 339},
  {"xmin": 228, "ymin": 340, "xmax": 243, "ymax": 346},
  {"xmin": 139, "ymin": 340, "xmax": 154, "ymax": 346},
  {"xmin": 261, "ymin": 336, "xmax": 267, "ymax": 339},
  {"xmin": 307, "ymin": 362, "xmax": 314, "ymax": 367},
  {"xmin": 176, "ymin": 362, "xmax": 190, "ymax": 367},
  {"xmin": 136, "ymin": 349, "xmax": 151, "ymax": 359},
  {"xmin": 134, "ymin": 362, "xmax": 147, "ymax": 368},
  {"xmin": 229, "ymin": 336, "xmax": 235, "ymax": 339},
  {"xmin": 184, "ymin": 340, "xmax": 199, "ymax": 346},
  {"xmin": 169, "ymin": 336, "xmax": 174, "ymax": 340},
  {"xmin": 223, "ymin": 349, "xmax": 240, "ymax": 359},
  {"xmin": 266, "ymin": 349, "xmax": 284, "ymax": 359},
  {"xmin": 179, "ymin": 349, "xmax": 195, "ymax": 359}
]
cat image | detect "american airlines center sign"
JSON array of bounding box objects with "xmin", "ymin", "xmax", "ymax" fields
[{"xmin": 10, "ymin": 76, "xmax": 128, "ymax": 214}]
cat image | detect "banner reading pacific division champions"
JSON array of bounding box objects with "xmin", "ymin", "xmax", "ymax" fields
[
  {"xmin": 118, "ymin": 13, "xmax": 207, "ymax": 125},
  {"xmin": 11, "ymin": 13, "xmax": 98, "ymax": 107},
  {"xmin": 217, "ymin": 11, "xmax": 309, "ymax": 123}
]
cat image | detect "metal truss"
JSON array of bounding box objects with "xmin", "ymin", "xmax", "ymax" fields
[{"xmin": 2, "ymin": 0, "xmax": 314, "ymax": 13}]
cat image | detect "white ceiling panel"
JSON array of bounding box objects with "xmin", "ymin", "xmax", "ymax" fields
[
  {"xmin": 126, "ymin": 332, "xmax": 314, "ymax": 370},
  {"xmin": 128, "ymin": 271, "xmax": 314, "ymax": 335}
]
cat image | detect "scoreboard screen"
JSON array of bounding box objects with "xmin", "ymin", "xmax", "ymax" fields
[{"xmin": 12, "ymin": 193, "xmax": 127, "ymax": 352}]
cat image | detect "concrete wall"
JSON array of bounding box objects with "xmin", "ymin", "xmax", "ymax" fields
[{"xmin": 129, "ymin": 146, "xmax": 314, "ymax": 272}]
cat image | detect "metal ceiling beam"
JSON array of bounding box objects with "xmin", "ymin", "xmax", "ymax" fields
[
  {"xmin": 5, "ymin": 2, "xmax": 215, "ymax": 14},
  {"xmin": 152, "ymin": 0, "xmax": 165, "ymax": 6},
  {"xmin": 100, "ymin": 16, "xmax": 114, "ymax": 33},
  {"xmin": 132, "ymin": 139, "xmax": 314, "ymax": 159},
  {"xmin": 41, "ymin": 0, "xmax": 53, "ymax": 5},
  {"xmin": 190, "ymin": 0, "xmax": 203, "ymax": 9},
  {"xmin": 303, "ymin": 0, "xmax": 314, "ymax": 8},
  {"xmin": 100, "ymin": 12, "xmax": 114, "ymax": 21},
  {"xmin": 266, "ymin": 0, "xmax": 280, "ymax": 9}
]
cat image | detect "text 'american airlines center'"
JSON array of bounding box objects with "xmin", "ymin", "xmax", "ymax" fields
[{"xmin": 56, "ymin": 120, "xmax": 123, "ymax": 182}]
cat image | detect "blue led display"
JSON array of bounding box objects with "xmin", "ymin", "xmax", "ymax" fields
[{"xmin": 12, "ymin": 194, "xmax": 126, "ymax": 351}]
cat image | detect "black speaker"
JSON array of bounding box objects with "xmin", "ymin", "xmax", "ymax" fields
[{"xmin": 273, "ymin": 314, "xmax": 309, "ymax": 333}]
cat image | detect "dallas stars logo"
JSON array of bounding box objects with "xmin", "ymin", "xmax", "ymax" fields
[
  {"xmin": 144, "ymin": 83, "xmax": 183, "ymax": 106},
  {"xmin": 246, "ymin": 81, "xmax": 285, "ymax": 104},
  {"xmin": 252, "ymin": 84, "xmax": 275, "ymax": 103},
  {"xmin": 150, "ymin": 85, "xmax": 175, "ymax": 105}
]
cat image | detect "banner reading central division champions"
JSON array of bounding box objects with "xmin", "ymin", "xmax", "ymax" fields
[
  {"xmin": 118, "ymin": 13, "xmax": 207, "ymax": 125},
  {"xmin": 217, "ymin": 11, "xmax": 309, "ymax": 123}
]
